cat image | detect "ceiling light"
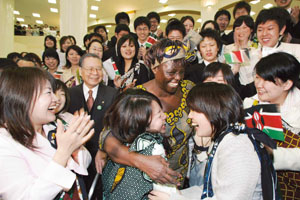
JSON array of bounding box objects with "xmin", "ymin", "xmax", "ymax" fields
[
  {"xmin": 16, "ymin": 18, "xmax": 24, "ymax": 22},
  {"xmin": 263, "ymin": 3, "xmax": 273, "ymax": 9},
  {"xmin": 105, "ymin": 25, "xmax": 112, "ymax": 28},
  {"xmin": 21, "ymin": 24, "xmax": 28, "ymax": 27},
  {"xmin": 250, "ymin": 0, "xmax": 260, "ymax": 4},
  {"xmin": 50, "ymin": 8, "xmax": 58, "ymax": 13},
  {"xmin": 168, "ymin": 13, "xmax": 176, "ymax": 17},
  {"xmin": 107, "ymin": 30, "xmax": 109, "ymax": 32},
  {"xmin": 13, "ymin": 10, "xmax": 20, "ymax": 15},
  {"xmin": 95, "ymin": 0, "xmax": 101, "ymax": 1},
  {"xmin": 159, "ymin": 0, "xmax": 168, "ymax": 4},
  {"xmin": 197, "ymin": 18, "xmax": 202, "ymax": 23},
  {"xmin": 36, "ymin": 20, "xmax": 43, "ymax": 24},
  {"xmin": 48, "ymin": 0, "xmax": 56, "ymax": 4},
  {"xmin": 250, "ymin": 11, "xmax": 255, "ymax": 16},
  {"xmin": 32, "ymin": 13, "xmax": 40, "ymax": 18},
  {"xmin": 89, "ymin": 14, "xmax": 96, "ymax": 18},
  {"xmin": 91, "ymin": 6, "xmax": 99, "ymax": 11},
  {"xmin": 161, "ymin": 19, "xmax": 167, "ymax": 23}
]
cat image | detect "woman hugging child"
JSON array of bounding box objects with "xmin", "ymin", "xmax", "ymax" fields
[{"xmin": 100, "ymin": 88, "xmax": 177, "ymax": 200}]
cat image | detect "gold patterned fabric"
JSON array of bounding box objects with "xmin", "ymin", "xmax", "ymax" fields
[{"xmin": 136, "ymin": 80, "xmax": 195, "ymax": 186}]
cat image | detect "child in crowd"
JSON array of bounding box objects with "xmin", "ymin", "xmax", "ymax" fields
[{"xmin": 101, "ymin": 88, "xmax": 177, "ymax": 200}]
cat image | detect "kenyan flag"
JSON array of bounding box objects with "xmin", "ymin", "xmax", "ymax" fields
[
  {"xmin": 245, "ymin": 104, "xmax": 284, "ymax": 141},
  {"xmin": 111, "ymin": 58, "xmax": 120, "ymax": 75}
]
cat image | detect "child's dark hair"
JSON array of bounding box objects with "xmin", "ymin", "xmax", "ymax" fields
[
  {"xmin": 202, "ymin": 62, "xmax": 236, "ymax": 86},
  {"xmin": 104, "ymin": 88, "xmax": 163, "ymax": 144},
  {"xmin": 54, "ymin": 79, "xmax": 70, "ymax": 114}
]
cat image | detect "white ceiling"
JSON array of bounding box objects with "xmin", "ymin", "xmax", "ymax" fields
[{"xmin": 14, "ymin": 0, "xmax": 300, "ymax": 30}]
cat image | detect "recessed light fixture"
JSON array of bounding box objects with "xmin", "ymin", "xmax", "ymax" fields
[
  {"xmin": 89, "ymin": 14, "xmax": 96, "ymax": 18},
  {"xmin": 250, "ymin": 11, "xmax": 256, "ymax": 16},
  {"xmin": 13, "ymin": 10, "xmax": 20, "ymax": 15},
  {"xmin": 250, "ymin": 0, "xmax": 260, "ymax": 4},
  {"xmin": 48, "ymin": 0, "xmax": 56, "ymax": 4},
  {"xmin": 105, "ymin": 25, "xmax": 112, "ymax": 28},
  {"xmin": 50, "ymin": 8, "xmax": 58, "ymax": 13},
  {"xmin": 36, "ymin": 20, "xmax": 43, "ymax": 24},
  {"xmin": 16, "ymin": 18, "xmax": 24, "ymax": 22},
  {"xmin": 160, "ymin": 19, "xmax": 167, "ymax": 23},
  {"xmin": 32, "ymin": 13, "xmax": 40, "ymax": 18},
  {"xmin": 197, "ymin": 18, "xmax": 202, "ymax": 23},
  {"xmin": 168, "ymin": 13, "xmax": 176, "ymax": 17},
  {"xmin": 21, "ymin": 24, "xmax": 28, "ymax": 27},
  {"xmin": 159, "ymin": 0, "xmax": 168, "ymax": 4},
  {"xmin": 91, "ymin": 6, "xmax": 99, "ymax": 11},
  {"xmin": 107, "ymin": 30, "xmax": 109, "ymax": 32},
  {"xmin": 263, "ymin": 3, "xmax": 273, "ymax": 9},
  {"xmin": 95, "ymin": 0, "xmax": 101, "ymax": 1}
]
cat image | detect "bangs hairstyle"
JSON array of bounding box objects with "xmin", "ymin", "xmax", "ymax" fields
[
  {"xmin": 44, "ymin": 35, "xmax": 57, "ymax": 49},
  {"xmin": 233, "ymin": 15, "xmax": 254, "ymax": 32},
  {"xmin": 201, "ymin": 20, "xmax": 220, "ymax": 33},
  {"xmin": 65, "ymin": 45, "xmax": 83, "ymax": 69},
  {"xmin": 187, "ymin": 82, "xmax": 244, "ymax": 141},
  {"xmin": 165, "ymin": 19, "xmax": 186, "ymax": 38},
  {"xmin": 0, "ymin": 67, "xmax": 53, "ymax": 149},
  {"xmin": 144, "ymin": 38, "xmax": 186, "ymax": 68},
  {"xmin": 104, "ymin": 88, "xmax": 162, "ymax": 144},
  {"xmin": 117, "ymin": 35, "xmax": 138, "ymax": 60},
  {"xmin": 201, "ymin": 62, "xmax": 236, "ymax": 86},
  {"xmin": 54, "ymin": 79, "xmax": 70, "ymax": 114},
  {"xmin": 255, "ymin": 52, "xmax": 300, "ymax": 89},
  {"xmin": 59, "ymin": 36, "xmax": 71, "ymax": 53},
  {"xmin": 87, "ymin": 39, "xmax": 103, "ymax": 52},
  {"xmin": 199, "ymin": 29, "xmax": 222, "ymax": 54},
  {"xmin": 42, "ymin": 48, "xmax": 60, "ymax": 66}
]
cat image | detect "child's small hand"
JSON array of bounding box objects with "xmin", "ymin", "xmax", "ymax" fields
[{"xmin": 95, "ymin": 150, "xmax": 107, "ymax": 174}]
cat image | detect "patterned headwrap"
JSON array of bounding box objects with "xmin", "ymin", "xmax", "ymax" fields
[{"xmin": 152, "ymin": 43, "xmax": 189, "ymax": 69}]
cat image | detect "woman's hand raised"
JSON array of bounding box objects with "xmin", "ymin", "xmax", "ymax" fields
[{"xmin": 53, "ymin": 112, "xmax": 94, "ymax": 167}]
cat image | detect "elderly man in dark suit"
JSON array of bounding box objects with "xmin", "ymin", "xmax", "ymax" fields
[{"xmin": 68, "ymin": 53, "xmax": 118, "ymax": 200}]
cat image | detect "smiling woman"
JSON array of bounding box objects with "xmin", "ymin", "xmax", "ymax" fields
[{"xmin": 0, "ymin": 67, "xmax": 94, "ymax": 199}]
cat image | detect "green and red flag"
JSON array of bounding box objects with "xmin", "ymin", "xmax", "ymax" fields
[
  {"xmin": 244, "ymin": 104, "xmax": 285, "ymax": 141},
  {"xmin": 145, "ymin": 33, "xmax": 158, "ymax": 48}
]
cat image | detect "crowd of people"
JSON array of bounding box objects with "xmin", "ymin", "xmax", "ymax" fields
[
  {"xmin": 15, "ymin": 21, "xmax": 59, "ymax": 37},
  {"xmin": 1, "ymin": 0, "xmax": 300, "ymax": 199}
]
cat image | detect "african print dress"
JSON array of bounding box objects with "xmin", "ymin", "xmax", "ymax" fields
[{"xmin": 137, "ymin": 80, "xmax": 195, "ymax": 186}]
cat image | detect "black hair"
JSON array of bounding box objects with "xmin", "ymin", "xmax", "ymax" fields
[
  {"xmin": 24, "ymin": 53, "xmax": 42, "ymax": 67},
  {"xmin": 147, "ymin": 12, "xmax": 160, "ymax": 24},
  {"xmin": 83, "ymin": 33, "xmax": 90, "ymax": 48},
  {"xmin": 42, "ymin": 48, "xmax": 60, "ymax": 66},
  {"xmin": 233, "ymin": 15, "xmax": 254, "ymax": 40},
  {"xmin": 54, "ymin": 79, "xmax": 70, "ymax": 114},
  {"xmin": 116, "ymin": 34, "xmax": 139, "ymax": 75},
  {"xmin": 115, "ymin": 24, "xmax": 130, "ymax": 34},
  {"xmin": 44, "ymin": 35, "xmax": 57, "ymax": 50},
  {"xmin": 59, "ymin": 36, "xmax": 71, "ymax": 53},
  {"xmin": 165, "ymin": 19, "xmax": 186, "ymax": 38},
  {"xmin": 255, "ymin": 7, "xmax": 289, "ymax": 33},
  {"xmin": 104, "ymin": 88, "xmax": 163, "ymax": 143},
  {"xmin": 115, "ymin": 12, "xmax": 130, "ymax": 25},
  {"xmin": 94, "ymin": 25, "xmax": 107, "ymax": 34},
  {"xmin": 87, "ymin": 39, "xmax": 103, "ymax": 52},
  {"xmin": 7, "ymin": 52, "xmax": 21, "ymax": 62},
  {"xmin": 187, "ymin": 82, "xmax": 244, "ymax": 141},
  {"xmin": 255, "ymin": 52, "xmax": 300, "ymax": 90},
  {"xmin": 201, "ymin": 20, "xmax": 220, "ymax": 33},
  {"xmin": 199, "ymin": 29, "xmax": 222, "ymax": 53},
  {"xmin": 68, "ymin": 35, "xmax": 77, "ymax": 45},
  {"xmin": 134, "ymin": 16, "xmax": 151, "ymax": 30},
  {"xmin": 88, "ymin": 32, "xmax": 104, "ymax": 43},
  {"xmin": 0, "ymin": 58, "xmax": 18, "ymax": 71},
  {"xmin": 65, "ymin": 45, "xmax": 84, "ymax": 68},
  {"xmin": 233, "ymin": 1, "xmax": 251, "ymax": 18},
  {"xmin": 214, "ymin": 9, "xmax": 231, "ymax": 22},
  {"xmin": 202, "ymin": 62, "xmax": 236, "ymax": 86},
  {"xmin": 181, "ymin": 16, "xmax": 195, "ymax": 26}
]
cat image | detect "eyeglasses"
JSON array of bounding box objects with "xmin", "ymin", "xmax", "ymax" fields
[
  {"xmin": 82, "ymin": 67, "xmax": 102, "ymax": 73},
  {"xmin": 136, "ymin": 27, "xmax": 149, "ymax": 32}
]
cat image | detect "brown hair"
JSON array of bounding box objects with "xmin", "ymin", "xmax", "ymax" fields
[{"xmin": 0, "ymin": 67, "xmax": 52, "ymax": 149}]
